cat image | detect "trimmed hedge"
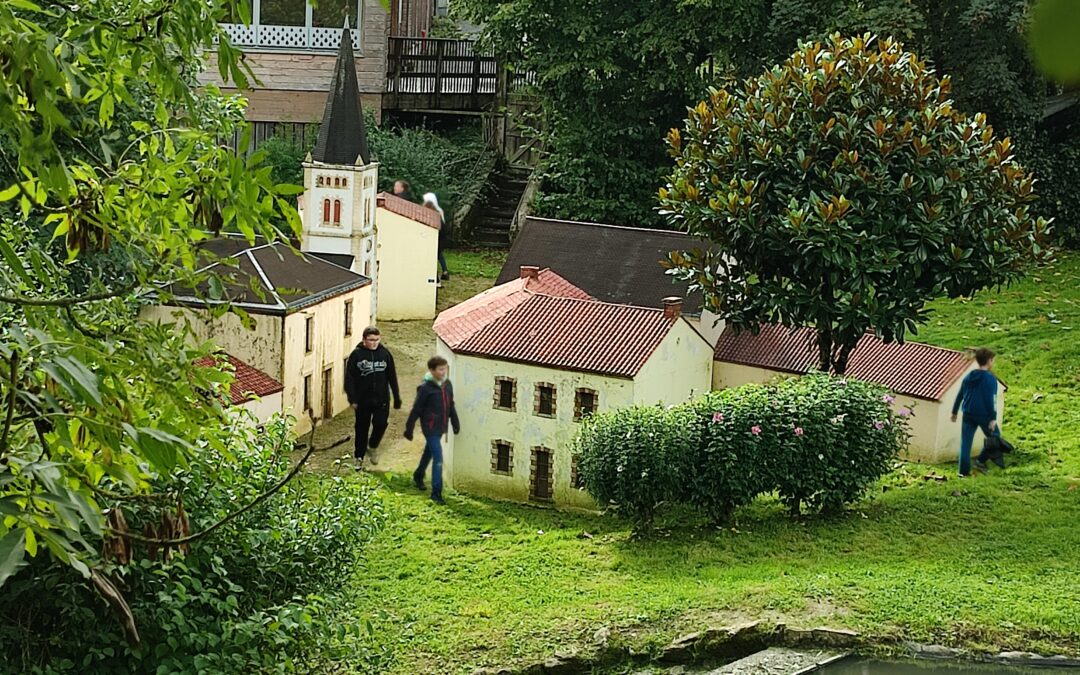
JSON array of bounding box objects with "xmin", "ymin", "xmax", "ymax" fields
[{"xmin": 574, "ymin": 374, "xmax": 909, "ymax": 528}]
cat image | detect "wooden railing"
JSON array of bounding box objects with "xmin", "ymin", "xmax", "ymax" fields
[{"xmin": 385, "ymin": 37, "xmax": 534, "ymax": 112}]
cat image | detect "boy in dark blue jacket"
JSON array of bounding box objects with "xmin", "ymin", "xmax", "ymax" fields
[
  {"xmin": 405, "ymin": 356, "xmax": 460, "ymax": 504},
  {"xmin": 951, "ymin": 347, "xmax": 1001, "ymax": 476}
]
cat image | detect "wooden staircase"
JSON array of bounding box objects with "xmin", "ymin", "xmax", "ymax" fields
[{"xmin": 469, "ymin": 165, "xmax": 531, "ymax": 248}]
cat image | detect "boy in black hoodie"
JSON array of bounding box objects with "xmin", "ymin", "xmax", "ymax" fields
[
  {"xmin": 344, "ymin": 327, "xmax": 401, "ymax": 468},
  {"xmin": 404, "ymin": 356, "xmax": 460, "ymax": 504}
]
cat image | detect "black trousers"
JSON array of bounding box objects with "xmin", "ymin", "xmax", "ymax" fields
[{"xmin": 354, "ymin": 402, "xmax": 390, "ymax": 459}]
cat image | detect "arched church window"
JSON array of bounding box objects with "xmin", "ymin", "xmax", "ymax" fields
[
  {"xmin": 321, "ymin": 199, "xmax": 331, "ymax": 224},
  {"xmin": 333, "ymin": 199, "xmax": 342, "ymax": 224}
]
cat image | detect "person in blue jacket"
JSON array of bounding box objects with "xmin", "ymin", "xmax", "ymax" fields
[
  {"xmin": 950, "ymin": 347, "xmax": 1001, "ymax": 476},
  {"xmin": 405, "ymin": 356, "xmax": 460, "ymax": 504}
]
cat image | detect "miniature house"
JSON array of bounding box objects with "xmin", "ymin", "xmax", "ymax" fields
[
  {"xmin": 712, "ymin": 324, "xmax": 1007, "ymax": 464},
  {"xmin": 433, "ymin": 267, "xmax": 714, "ymax": 508},
  {"xmin": 374, "ymin": 192, "xmax": 441, "ymax": 320},
  {"xmin": 141, "ymin": 240, "xmax": 372, "ymax": 436}
]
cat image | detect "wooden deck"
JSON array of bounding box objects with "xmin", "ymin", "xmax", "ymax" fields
[{"xmin": 384, "ymin": 37, "xmax": 533, "ymax": 113}]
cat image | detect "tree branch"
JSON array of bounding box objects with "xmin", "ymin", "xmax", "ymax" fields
[
  {"xmin": 1, "ymin": 351, "xmax": 19, "ymax": 458},
  {"xmin": 0, "ymin": 281, "xmax": 139, "ymax": 307},
  {"xmin": 64, "ymin": 305, "xmax": 106, "ymax": 339},
  {"xmin": 111, "ymin": 416, "xmax": 347, "ymax": 547}
]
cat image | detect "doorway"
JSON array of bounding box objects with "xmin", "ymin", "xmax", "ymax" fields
[
  {"xmin": 321, "ymin": 366, "xmax": 333, "ymax": 421},
  {"xmin": 530, "ymin": 447, "xmax": 553, "ymax": 502}
]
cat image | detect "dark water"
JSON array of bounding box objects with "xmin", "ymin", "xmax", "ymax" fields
[{"xmin": 818, "ymin": 658, "xmax": 1080, "ymax": 675}]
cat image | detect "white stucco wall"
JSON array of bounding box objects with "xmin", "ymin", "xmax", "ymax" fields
[
  {"xmin": 283, "ymin": 285, "xmax": 372, "ymax": 436},
  {"xmin": 448, "ymin": 354, "xmax": 635, "ymax": 509},
  {"xmin": 139, "ymin": 305, "xmax": 284, "ymax": 378},
  {"xmin": 375, "ymin": 208, "xmax": 439, "ymax": 320},
  {"xmin": 240, "ymin": 391, "xmax": 284, "ymax": 425},
  {"xmin": 633, "ymin": 319, "xmax": 713, "ymax": 407},
  {"xmin": 693, "ymin": 309, "xmax": 726, "ymax": 349}
]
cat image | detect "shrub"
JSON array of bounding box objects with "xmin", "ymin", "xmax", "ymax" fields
[
  {"xmin": 574, "ymin": 405, "xmax": 700, "ymax": 527},
  {"xmin": 0, "ymin": 416, "xmax": 386, "ymax": 673},
  {"xmin": 574, "ymin": 374, "xmax": 909, "ymax": 529}
]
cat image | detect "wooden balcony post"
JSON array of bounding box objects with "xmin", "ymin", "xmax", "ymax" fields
[{"xmin": 433, "ymin": 39, "xmax": 446, "ymax": 109}]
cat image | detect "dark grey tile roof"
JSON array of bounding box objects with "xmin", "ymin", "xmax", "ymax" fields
[
  {"xmin": 497, "ymin": 217, "xmax": 710, "ymax": 315},
  {"xmin": 309, "ymin": 251, "xmax": 355, "ymax": 269},
  {"xmin": 172, "ymin": 241, "xmax": 370, "ymax": 315},
  {"xmin": 311, "ymin": 27, "xmax": 370, "ymax": 166}
]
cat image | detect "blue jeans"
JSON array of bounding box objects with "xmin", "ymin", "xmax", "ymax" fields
[
  {"xmin": 414, "ymin": 433, "xmax": 444, "ymax": 498},
  {"xmin": 438, "ymin": 250, "xmax": 449, "ymax": 275},
  {"xmin": 959, "ymin": 416, "xmax": 998, "ymax": 476}
]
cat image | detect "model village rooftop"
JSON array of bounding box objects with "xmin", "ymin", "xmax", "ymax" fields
[
  {"xmin": 435, "ymin": 266, "xmax": 696, "ymax": 378},
  {"xmin": 167, "ymin": 239, "xmax": 372, "ymax": 315}
]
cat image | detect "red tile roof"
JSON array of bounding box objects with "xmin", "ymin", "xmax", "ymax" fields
[
  {"xmin": 434, "ymin": 269, "xmax": 592, "ymax": 349},
  {"xmin": 713, "ymin": 324, "xmax": 975, "ymax": 401},
  {"xmin": 194, "ymin": 353, "xmax": 284, "ymax": 405},
  {"xmin": 376, "ymin": 192, "xmax": 442, "ymax": 230},
  {"xmin": 455, "ymin": 295, "xmax": 679, "ymax": 378}
]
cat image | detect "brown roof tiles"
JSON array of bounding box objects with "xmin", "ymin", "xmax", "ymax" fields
[
  {"xmin": 377, "ymin": 192, "xmax": 442, "ymax": 230},
  {"xmin": 194, "ymin": 353, "xmax": 284, "ymax": 405},
  {"xmin": 713, "ymin": 324, "xmax": 975, "ymax": 401}
]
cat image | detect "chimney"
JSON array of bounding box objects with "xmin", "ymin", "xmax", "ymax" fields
[
  {"xmin": 520, "ymin": 266, "xmax": 540, "ymax": 280},
  {"xmin": 662, "ymin": 297, "xmax": 683, "ymax": 320}
]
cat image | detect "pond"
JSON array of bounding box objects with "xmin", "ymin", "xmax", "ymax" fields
[{"xmin": 817, "ymin": 657, "xmax": 1080, "ymax": 675}]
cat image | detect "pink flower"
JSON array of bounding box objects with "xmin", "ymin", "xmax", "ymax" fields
[
  {"xmin": 751, "ymin": 425, "xmax": 762, "ymax": 436},
  {"xmin": 883, "ymin": 394, "xmax": 896, "ymax": 404},
  {"xmin": 794, "ymin": 427, "xmax": 804, "ymax": 437},
  {"xmin": 874, "ymin": 421, "xmax": 886, "ymax": 430},
  {"xmin": 712, "ymin": 412, "xmax": 725, "ymax": 423},
  {"xmin": 897, "ymin": 408, "xmax": 912, "ymax": 417}
]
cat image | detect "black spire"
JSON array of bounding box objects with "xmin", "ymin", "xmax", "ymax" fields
[{"xmin": 312, "ymin": 23, "xmax": 370, "ymax": 165}]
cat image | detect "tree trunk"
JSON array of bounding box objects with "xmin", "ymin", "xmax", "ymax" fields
[
  {"xmin": 816, "ymin": 327, "xmax": 833, "ymax": 373},
  {"xmin": 833, "ymin": 340, "xmax": 856, "ymax": 376}
]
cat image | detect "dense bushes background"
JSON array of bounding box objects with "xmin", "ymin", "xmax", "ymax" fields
[
  {"xmin": 0, "ymin": 417, "xmax": 387, "ymax": 674},
  {"xmin": 575, "ymin": 374, "xmax": 909, "ymax": 528},
  {"xmin": 260, "ymin": 112, "xmax": 495, "ymax": 232}
]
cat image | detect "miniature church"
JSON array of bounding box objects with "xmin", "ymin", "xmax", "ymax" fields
[
  {"xmin": 297, "ymin": 24, "xmax": 441, "ymax": 323},
  {"xmin": 299, "ymin": 24, "xmax": 381, "ymax": 320}
]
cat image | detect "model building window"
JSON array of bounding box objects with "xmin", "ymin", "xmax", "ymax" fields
[
  {"xmin": 574, "ymin": 388, "xmax": 599, "ymax": 421},
  {"xmin": 493, "ymin": 377, "xmax": 516, "ymax": 411},
  {"xmin": 304, "ymin": 316, "xmax": 314, "ymax": 353},
  {"xmin": 534, "ymin": 383, "xmax": 556, "ymax": 418},
  {"xmin": 491, "ymin": 440, "xmax": 513, "ymax": 476},
  {"xmin": 332, "ymin": 199, "xmax": 342, "ymax": 224},
  {"xmin": 303, "ymin": 374, "xmax": 313, "ymax": 413},
  {"xmin": 321, "ymin": 198, "xmax": 331, "ymax": 224},
  {"xmin": 571, "ymin": 455, "xmax": 585, "ymax": 490},
  {"xmin": 343, "ymin": 300, "xmax": 353, "ymax": 337}
]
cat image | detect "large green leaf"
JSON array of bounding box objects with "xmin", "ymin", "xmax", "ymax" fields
[{"xmin": 0, "ymin": 528, "xmax": 27, "ymax": 587}]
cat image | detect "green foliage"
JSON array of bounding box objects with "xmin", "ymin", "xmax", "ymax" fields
[
  {"xmin": 0, "ymin": 0, "xmax": 326, "ymax": 655},
  {"xmin": 662, "ymin": 34, "xmax": 1050, "ymax": 374},
  {"xmin": 260, "ymin": 134, "xmax": 316, "ymax": 188},
  {"xmin": 1028, "ymin": 0, "xmax": 1080, "ymax": 85},
  {"xmin": 0, "ymin": 419, "xmax": 386, "ymax": 673},
  {"xmin": 456, "ymin": 0, "xmax": 766, "ymax": 228},
  {"xmin": 368, "ymin": 115, "xmax": 495, "ymax": 223},
  {"xmin": 574, "ymin": 406, "xmax": 700, "ymax": 526},
  {"xmin": 574, "ymin": 373, "xmax": 908, "ymax": 529}
]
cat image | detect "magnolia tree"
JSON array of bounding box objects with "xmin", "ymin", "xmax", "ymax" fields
[{"xmin": 660, "ymin": 34, "xmax": 1051, "ymax": 373}]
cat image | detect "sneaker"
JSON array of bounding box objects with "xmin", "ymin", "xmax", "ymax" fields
[
  {"xmin": 973, "ymin": 460, "xmax": 988, "ymax": 474},
  {"xmin": 441, "ymin": 272, "xmax": 450, "ymax": 281},
  {"xmin": 430, "ymin": 495, "xmax": 446, "ymax": 505},
  {"xmin": 368, "ymin": 448, "xmax": 379, "ymax": 466},
  {"xmin": 413, "ymin": 475, "xmax": 426, "ymax": 491},
  {"xmin": 354, "ymin": 457, "xmax": 365, "ymax": 471}
]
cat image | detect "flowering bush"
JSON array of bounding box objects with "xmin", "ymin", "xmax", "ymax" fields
[{"xmin": 574, "ymin": 374, "xmax": 909, "ymax": 529}]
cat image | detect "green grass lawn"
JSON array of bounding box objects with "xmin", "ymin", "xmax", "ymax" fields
[{"xmin": 327, "ymin": 253, "xmax": 1080, "ymax": 674}]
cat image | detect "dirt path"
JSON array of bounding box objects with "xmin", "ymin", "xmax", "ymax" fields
[{"xmin": 298, "ymin": 273, "xmax": 494, "ymax": 477}]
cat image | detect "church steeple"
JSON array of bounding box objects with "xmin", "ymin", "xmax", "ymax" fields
[{"xmin": 312, "ymin": 22, "xmax": 370, "ymax": 166}]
